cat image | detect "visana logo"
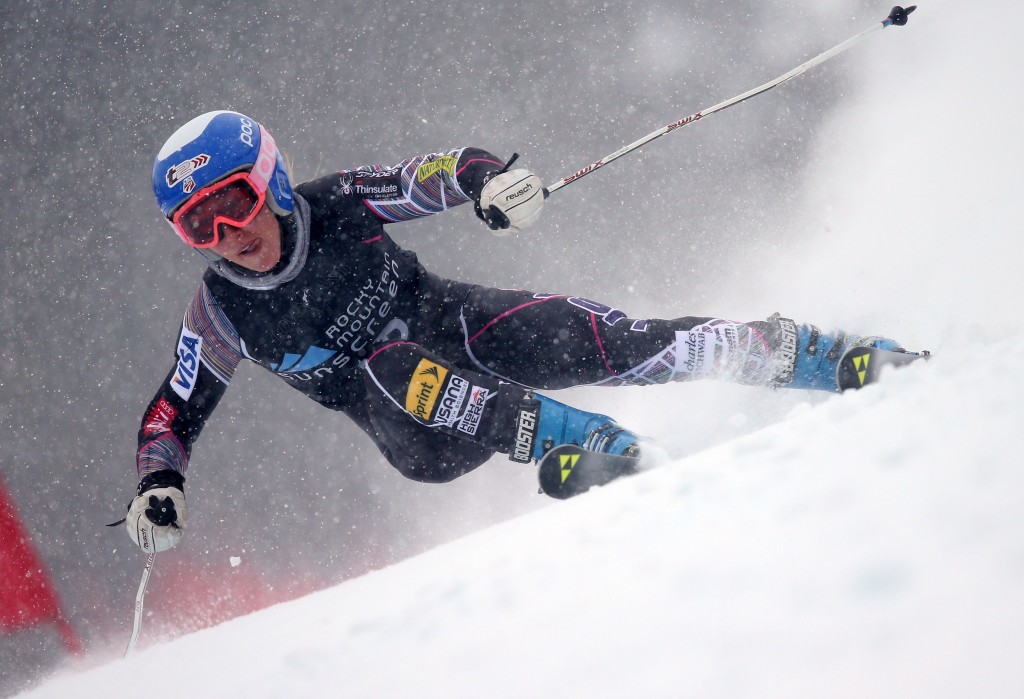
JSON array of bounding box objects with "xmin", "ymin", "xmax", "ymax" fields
[
  {"xmin": 434, "ymin": 375, "xmax": 469, "ymax": 427},
  {"xmin": 171, "ymin": 327, "xmax": 203, "ymax": 401}
]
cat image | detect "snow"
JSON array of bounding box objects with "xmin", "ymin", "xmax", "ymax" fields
[
  {"xmin": 17, "ymin": 2, "xmax": 1024, "ymax": 697},
  {"xmin": 20, "ymin": 342, "xmax": 1024, "ymax": 697}
]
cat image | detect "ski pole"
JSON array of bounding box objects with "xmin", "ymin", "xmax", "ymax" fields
[
  {"xmin": 544, "ymin": 5, "xmax": 916, "ymax": 198},
  {"xmin": 124, "ymin": 551, "xmax": 156, "ymax": 657}
]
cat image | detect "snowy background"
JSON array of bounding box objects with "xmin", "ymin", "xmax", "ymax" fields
[{"xmin": 4, "ymin": 0, "xmax": 1024, "ymax": 696}]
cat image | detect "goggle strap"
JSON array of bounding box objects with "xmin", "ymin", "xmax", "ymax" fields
[{"xmin": 249, "ymin": 125, "xmax": 277, "ymax": 193}]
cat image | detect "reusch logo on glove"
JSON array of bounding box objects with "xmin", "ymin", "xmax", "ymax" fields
[
  {"xmin": 405, "ymin": 359, "xmax": 448, "ymax": 421},
  {"xmin": 502, "ymin": 182, "xmax": 534, "ymax": 203}
]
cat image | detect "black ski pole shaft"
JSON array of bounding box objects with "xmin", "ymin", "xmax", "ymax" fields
[{"xmin": 544, "ymin": 6, "xmax": 916, "ymax": 198}]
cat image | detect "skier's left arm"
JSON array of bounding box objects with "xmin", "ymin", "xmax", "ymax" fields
[
  {"xmin": 349, "ymin": 147, "xmax": 545, "ymax": 234},
  {"xmin": 125, "ymin": 283, "xmax": 243, "ymax": 553}
]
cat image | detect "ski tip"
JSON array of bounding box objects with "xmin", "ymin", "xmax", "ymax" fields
[{"xmin": 887, "ymin": 5, "xmax": 916, "ymax": 27}]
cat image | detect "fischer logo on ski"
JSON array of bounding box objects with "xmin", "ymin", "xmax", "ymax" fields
[
  {"xmin": 538, "ymin": 444, "xmax": 642, "ymax": 499},
  {"xmin": 559, "ymin": 452, "xmax": 580, "ymax": 483},
  {"xmin": 853, "ymin": 353, "xmax": 871, "ymax": 386}
]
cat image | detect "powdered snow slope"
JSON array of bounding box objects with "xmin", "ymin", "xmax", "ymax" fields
[{"xmin": 21, "ymin": 342, "xmax": 1024, "ymax": 698}]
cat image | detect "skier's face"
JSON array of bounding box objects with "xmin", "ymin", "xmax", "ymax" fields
[{"xmin": 210, "ymin": 204, "xmax": 282, "ymax": 272}]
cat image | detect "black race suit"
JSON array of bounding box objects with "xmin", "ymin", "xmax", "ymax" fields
[{"xmin": 138, "ymin": 147, "xmax": 795, "ymax": 485}]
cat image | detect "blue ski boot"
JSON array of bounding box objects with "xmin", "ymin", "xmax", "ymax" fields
[
  {"xmin": 529, "ymin": 394, "xmax": 640, "ymax": 460},
  {"xmin": 789, "ymin": 324, "xmax": 903, "ymax": 392}
]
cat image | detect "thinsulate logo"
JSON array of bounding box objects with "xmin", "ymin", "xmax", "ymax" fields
[{"xmin": 405, "ymin": 359, "xmax": 448, "ymax": 420}]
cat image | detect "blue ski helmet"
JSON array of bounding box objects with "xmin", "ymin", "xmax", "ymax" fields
[{"xmin": 153, "ymin": 111, "xmax": 293, "ymax": 221}]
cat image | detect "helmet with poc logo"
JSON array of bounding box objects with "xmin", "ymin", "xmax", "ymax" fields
[{"xmin": 153, "ymin": 111, "xmax": 293, "ymax": 245}]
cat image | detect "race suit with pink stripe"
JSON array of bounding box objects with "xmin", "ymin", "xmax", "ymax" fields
[{"xmin": 137, "ymin": 146, "xmax": 794, "ymax": 484}]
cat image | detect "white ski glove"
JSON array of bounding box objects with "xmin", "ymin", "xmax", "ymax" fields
[
  {"xmin": 126, "ymin": 470, "xmax": 186, "ymax": 553},
  {"xmin": 476, "ymin": 168, "xmax": 545, "ymax": 236}
]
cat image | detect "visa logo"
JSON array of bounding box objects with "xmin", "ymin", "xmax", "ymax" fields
[{"xmin": 171, "ymin": 326, "xmax": 203, "ymax": 401}]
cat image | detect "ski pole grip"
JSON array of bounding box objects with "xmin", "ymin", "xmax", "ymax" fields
[
  {"xmin": 888, "ymin": 6, "xmax": 916, "ymax": 26},
  {"xmin": 145, "ymin": 495, "xmax": 179, "ymax": 527}
]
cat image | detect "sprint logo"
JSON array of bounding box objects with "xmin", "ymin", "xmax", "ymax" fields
[{"xmin": 405, "ymin": 359, "xmax": 448, "ymax": 420}]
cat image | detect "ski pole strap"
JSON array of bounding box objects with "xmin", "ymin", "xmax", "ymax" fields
[
  {"xmin": 474, "ymin": 152, "xmax": 522, "ymax": 228},
  {"xmin": 495, "ymin": 152, "xmax": 519, "ymax": 176}
]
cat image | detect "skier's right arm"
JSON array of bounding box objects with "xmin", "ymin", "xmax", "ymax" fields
[{"xmin": 127, "ymin": 283, "xmax": 243, "ymax": 552}]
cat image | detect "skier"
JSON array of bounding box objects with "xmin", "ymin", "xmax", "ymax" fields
[{"xmin": 126, "ymin": 110, "xmax": 904, "ymax": 551}]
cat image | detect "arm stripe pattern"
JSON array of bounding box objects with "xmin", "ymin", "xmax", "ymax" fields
[
  {"xmin": 362, "ymin": 148, "xmax": 474, "ymax": 222},
  {"xmin": 184, "ymin": 283, "xmax": 242, "ymax": 385}
]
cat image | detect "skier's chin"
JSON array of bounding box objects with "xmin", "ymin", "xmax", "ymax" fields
[{"xmin": 235, "ymin": 239, "xmax": 281, "ymax": 272}]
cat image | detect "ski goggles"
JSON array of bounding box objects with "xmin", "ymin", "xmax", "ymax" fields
[
  {"xmin": 168, "ymin": 172, "xmax": 266, "ymax": 248},
  {"xmin": 168, "ymin": 125, "xmax": 280, "ymax": 248}
]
